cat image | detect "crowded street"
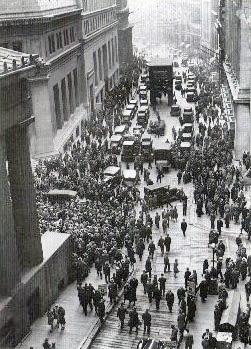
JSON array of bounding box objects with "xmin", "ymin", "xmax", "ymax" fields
[{"xmin": 16, "ymin": 53, "xmax": 251, "ymax": 349}]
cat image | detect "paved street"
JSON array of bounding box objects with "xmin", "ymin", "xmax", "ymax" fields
[{"xmin": 19, "ymin": 67, "xmax": 251, "ymax": 349}]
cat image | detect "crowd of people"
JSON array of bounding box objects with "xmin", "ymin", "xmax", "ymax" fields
[{"xmin": 34, "ymin": 53, "xmax": 251, "ymax": 349}]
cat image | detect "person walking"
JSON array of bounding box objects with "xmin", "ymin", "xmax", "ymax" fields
[
  {"xmin": 184, "ymin": 329, "xmax": 194, "ymax": 349},
  {"xmin": 164, "ymin": 252, "xmax": 170, "ymax": 273},
  {"xmin": 117, "ymin": 303, "xmax": 127, "ymax": 329},
  {"xmin": 164, "ymin": 234, "xmax": 171, "ymax": 252},
  {"xmin": 158, "ymin": 274, "xmax": 167, "ymax": 297},
  {"xmin": 174, "ymin": 259, "xmax": 179, "ymax": 278},
  {"xmin": 181, "ymin": 219, "xmax": 187, "ymax": 237},
  {"xmin": 166, "ymin": 290, "xmax": 174, "ymax": 313},
  {"xmin": 142, "ymin": 309, "xmax": 151, "ymax": 335}
]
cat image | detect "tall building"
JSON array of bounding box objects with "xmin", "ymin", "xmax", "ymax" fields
[
  {"xmin": 0, "ymin": 0, "xmax": 121, "ymax": 158},
  {"xmin": 81, "ymin": 0, "xmax": 120, "ymax": 111},
  {"xmin": 0, "ymin": 0, "xmax": 87, "ymax": 157},
  {"xmin": 218, "ymin": 0, "xmax": 251, "ymax": 158},
  {"xmin": 116, "ymin": 0, "xmax": 133, "ymax": 71},
  {"xmin": 0, "ymin": 49, "xmax": 71, "ymax": 346}
]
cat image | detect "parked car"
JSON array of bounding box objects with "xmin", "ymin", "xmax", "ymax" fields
[
  {"xmin": 170, "ymin": 104, "xmax": 181, "ymax": 117},
  {"xmin": 110, "ymin": 134, "xmax": 123, "ymax": 154},
  {"xmin": 103, "ymin": 166, "xmax": 121, "ymax": 186},
  {"xmin": 186, "ymin": 91, "xmax": 195, "ymax": 102},
  {"xmin": 121, "ymin": 109, "xmax": 133, "ymax": 125},
  {"xmin": 121, "ymin": 140, "xmax": 135, "ymax": 162},
  {"xmin": 123, "ymin": 169, "xmax": 137, "ymax": 186},
  {"xmin": 126, "ymin": 103, "xmax": 137, "ymax": 118},
  {"xmin": 114, "ymin": 125, "xmax": 127, "ymax": 136}
]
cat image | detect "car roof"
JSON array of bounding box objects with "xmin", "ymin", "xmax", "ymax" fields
[
  {"xmin": 138, "ymin": 106, "xmax": 148, "ymax": 111},
  {"xmin": 123, "ymin": 169, "xmax": 137, "ymax": 178},
  {"xmin": 115, "ymin": 125, "xmax": 126, "ymax": 132},
  {"xmin": 123, "ymin": 110, "xmax": 133, "ymax": 116},
  {"xmin": 123, "ymin": 140, "xmax": 134, "ymax": 146},
  {"xmin": 110, "ymin": 135, "xmax": 122, "ymax": 141},
  {"xmin": 103, "ymin": 166, "xmax": 120, "ymax": 175}
]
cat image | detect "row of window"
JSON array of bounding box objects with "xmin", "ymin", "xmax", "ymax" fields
[
  {"xmin": 93, "ymin": 37, "xmax": 118, "ymax": 86},
  {"xmin": 53, "ymin": 68, "xmax": 79, "ymax": 130},
  {"xmin": 48, "ymin": 26, "xmax": 76, "ymax": 55},
  {"xmin": 83, "ymin": 11, "xmax": 116, "ymax": 36}
]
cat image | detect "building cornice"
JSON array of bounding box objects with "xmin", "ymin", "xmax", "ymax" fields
[
  {"xmin": 82, "ymin": 21, "xmax": 119, "ymax": 45},
  {"xmin": 82, "ymin": 5, "xmax": 117, "ymax": 19},
  {"xmin": 224, "ymin": 62, "xmax": 250, "ymax": 104},
  {"xmin": 46, "ymin": 42, "xmax": 82, "ymax": 71},
  {"xmin": 0, "ymin": 9, "xmax": 82, "ymax": 27}
]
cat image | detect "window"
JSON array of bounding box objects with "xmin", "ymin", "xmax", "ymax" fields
[
  {"xmin": 108, "ymin": 41, "xmax": 111, "ymax": 69},
  {"xmin": 73, "ymin": 68, "xmax": 79, "ymax": 107},
  {"xmin": 69, "ymin": 27, "xmax": 75, "ymax": 42},
  {"xmin": 61, "ymin": 78, "xmax": 69, "ymax": 121},
  {"xmin": 93, "ymin": 51, "xmax": 98, "ymax": 86},
  {"xmin": 111, "ymin": 38, "xmax": 115, "ymax": 66},
  {"xmin": 67, "ymin": 73, "xmax": 74, "ymax": 114},
  {"xmin": 56, "ymin": 32, "xmax": 63, "ymax": 49},
  {"xmin": 115, "ymin": 36, "xmax": 118, "ymax": 62},
  {"xmin": 98, "ymin": 48, "xmax": 103, "ymax": 81},
  {"xmin": 63, "ymin": 29, "xmax": 69, "ymax": 46},
  {"xmin": 53, "ymin": 84, "xmax": 62, "ymax": 129},
  {"xmin": 48, "ymin": 34, "xmax": 55, "ymax": 54}
]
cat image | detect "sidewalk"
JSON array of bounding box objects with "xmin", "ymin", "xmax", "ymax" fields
[{"xmin": 16, "ymin": 265, "xmax": 117, "ymax": 349}]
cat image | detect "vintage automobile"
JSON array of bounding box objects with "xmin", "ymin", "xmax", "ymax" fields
[
  {"xmin": 103, "ymin": 166, "xmax": 121, "ymax": 186},
  {"xmin": 186, "ymin": 91, "xmax": 195, "ymax": 102},
  {"xmin": 139, "ymin": 90, "xmax": 148, "ymax": 100},
  {"xmin": 137, "ymin": 106, "xmax": 149, "ymax": 127},
  {"xmin": 129, "ymin": 99, "xmax": 138, "ymax": 111},
  {"xmin": 141, "ymin": 134, "xmax": 153, "ymax": 161},
  {"xmin": 110, "ymin": 134, "xmax": 123, "ymax": 154},
  {"xmin": 126, "ymin": 103, "xmax": 137, "ymax": 118},
  {"xmin": 187, "ymin": 86, "xmax": 196, "ymax": 94},
  {"xmin": 140, "ymin": 74, "xmax": 149, "ymax": 84},
  {"xmin": 154, "ymin": 141, "xmax": 172, "ymax": 172},
  {"xmin": 114, "ymin": 125, "xmax": 127, "ymax": 136},
  {"xmin": 137, "ymin": 338, "xmax": 176, "ymax": 349},
  {"xmin": 140, "ymin": 98, "xmax": 149, "ymax": 107},
  {"xmin": 170, "ymin": 104, "xmax": 181, "ymax": 117},
  {"xmin": 181, "ymin": 132, "xmax": 192, "ymax": 142},
  {"xmin": 144, "ymin": 184, "xmax": 184, "ymax": 208},
  {"xmin": 182, "ymin": 110, "xmax": 194, "ymax": 124},
  {"xmin": 180, "ymin": 141, "xmax": 191, "ymax": 152},
  {"xmin": 175, "ymin": 79, "xmax": 182, "ymax": 90},
  {"xmin": 182, "ymin": 123, "xmax": 193, "ymax": 134},
  {"xmin": 121, "ymin": 140, "xmax": 135, "ymax": 162},
  {"xmin": 139, "ymin": 84, "xmax": 147, "ymax": 92},
  {"xmin": 46, "ymin": 189, "xmax": 77, "ymax": 203},
  {"xmin": 121, "ymin": 109, "xmax": 133, "ymax": 126},
  {"xmin": 123, "ymin": 169, "xmax": 137, "ymax": 186},
  {"xmin": 133, "ymin": 125, "xmax": 144, "ymax": 138}
]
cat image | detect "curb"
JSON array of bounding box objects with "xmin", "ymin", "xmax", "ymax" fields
[{"xmin": 78, "ymin": 267, "xmax": 135, "ymax": 349}]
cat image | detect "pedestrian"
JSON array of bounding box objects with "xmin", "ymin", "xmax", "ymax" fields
[
  {"xmin": 158, "ymin": 236, "xmax": 165, "ymax": 256},
  {"xmin": 97, "ymin": 299, "xmax": 105, "ymax": 323},
  {"xmin": 170, "ymin": 324, "xmax": 178, "ymax": 343},
  {"xmin": 174, "ymin": 259, "xmax": 179, "ymax": 278},
  {"xmin": 140, "ymin": 270, "xmax": 148, "ymax": 294},
  {"xmin": 166, "ymin": 290, "xmax": 174, "ymax": 312},
  {"xmin": 128, "ymin": 307, "xmax": 140, "ymax": 334},
  {"xmin": 184, "ymin": 329, "xmax": 194, "ymax": 349},
  {"xmin": 157, "ymin": 168, "xmax": 162, "ymax": 183},
  {"xmin": 153, "ymin": 286, "xmax": 162, "ymax": 310},
  {"xmin": 164, "ymin": 252, "xmax": 170, "ymax": 273},
  {"xmin": 158, "ymin": 274, "xmax": 167, "ymax": 297},
  {"xmin": 117, "ymin": 303, "xmax": 127, "ymax": 329},
  {"xmin": 181, "ymin": 219, "xmax": 187, "ymax": 237},
  {"xmin": 142, "ymin": 309, "xmax": 151, "ymax": 335},
  {"xmin": 184, "ymin": 268, "xmax": 191, "ymax": 288},
  {"xmin": 155, "ymin": 212, "xmax": 160, "ymax": 229},
  {"xmin": 183, "ymin": 196, "xmax": 188, "ymax": 216},
  {"xmin": 47, "ymin": 309, "xmax": 54, "ymax": 333},
  {"xmin": 42, "ymin": 338, "xmax": 52, "ymax": 349},
  {"xmin": 148, "ymin": 240, "xmax": 156, "ymax": 260},
  {"xmin": 145, "ymin": 257, "xmax": 152, "ymax": 278},
  {"xmin": 57, "ymin": 306, "xmax": 66, "ymax": 330},
  {"xmin": 177, "ymin": 170, "xmax": 182, "ymax": 185},
  {"xmin": 103, "ymin": 262, "xmax": 111, "ymax": 284},
  {"xmin": 164, "ymin": 234, "xmax": 171, "ymax": 252}
]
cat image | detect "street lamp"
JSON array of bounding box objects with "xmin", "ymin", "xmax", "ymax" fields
[{"xmin": 211, "ymin": 242, "xmax": 216, "ymax": 269}]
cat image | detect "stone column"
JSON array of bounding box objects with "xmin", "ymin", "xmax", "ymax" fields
[
  {"xmin": 6, "ymin": 125, "xmax": 43, "ymax": 268},
  {"xmin": 0, "ymin": 135, "xmax": 21, "ymax": 295},
  {"xmin": 29, "ymin": 76, "xmax": 55, "ymax": 156},
  {"xmin": 234, "ymin": 103, "xmax": 250, "ymax": 160}
]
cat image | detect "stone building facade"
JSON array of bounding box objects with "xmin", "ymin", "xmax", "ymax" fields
[
  {"xmin": 0, "ymin": 49, "xmax": 72, "ymax": 347},
  {"xmin": 0, "ymin": 0, "xmax": 122, "ymax": 157},
  {"xmin": 218, "ymin": 0, "xmax": 251, "ymax": 158}
]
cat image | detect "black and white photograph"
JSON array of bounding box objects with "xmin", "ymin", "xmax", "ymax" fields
[{"xmin": 0, "ymin": 0, "xmax": 251, "ymax": 348}]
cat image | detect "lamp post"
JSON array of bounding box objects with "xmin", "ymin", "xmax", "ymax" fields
[{"xmin": 211, "ymin": 242, "xmax": 216, "ymax": 269}]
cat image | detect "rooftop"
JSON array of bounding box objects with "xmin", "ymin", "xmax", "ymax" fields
[
  {"xmin": 0, "ymin": 0, "xmax": 79, "ymax": 20},
  {"xmin": 0, "ymin": 47, "xmax": 36, "ymax": 76}
]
